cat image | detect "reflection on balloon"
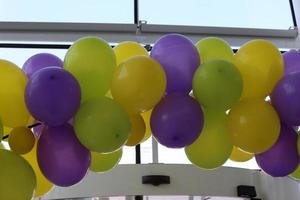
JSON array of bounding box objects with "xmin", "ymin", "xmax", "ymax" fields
[
  {"xmin": 255, "ymin": 124, "xmax": 299, "ymax": 177},
  {"xmin": 151, "ymin": 94, "xmax": 204, "ymax": 148},
  {"xmin": 196, "ymin": 37, "xmax": 234, "ymax": 63},
  {"xmin": 64, "ymin": 37, "xmax": 116, "ymax": 103},
  {"xmin": 126, "ymin": 114, "xmax": 146, "ymax": 146},
  {"xmin": 37, "ymin": 124, "xmax": 90, "ymax": 187},
  {"xmin": 227, "ymin": 99, "xmax": 280, "ymax": 153},
  {"xmin": 229, "ymin": 146, "xmax": 253, "ymax": 162},
  {"xmin": 74, "ymin": 97, "xmax": 131, "ymax": 153},
  {"xmin": 185, "ymin": 110, "xmax": 233, "ymax": 169},
  {"xmin": 9, "ymin": 127, "xmax": 35, "ymax": 155},
  {"xmin": 113, "ymin": 41, "xmax": 148, "ymax": 66},
  {"xmin": 23, "ymin": 143, "xmax": 53, "ymax": 197},
  {"xmin": 0, "ymin": 149, "xmax": 36, "ymax": 200},
  {"xmin": 90, "ymin": 149, "xmax": 123, "ymax": 173},
  {"xmin": 22, "ymin": 53, "xmax": 63, "ymax": 78},
  {"xmin": 234, "ymin": 40, "xmax": 283, "ymax": 99},
  {"xmin": 111, "ymin": 56, "xmax": 166, "ymax": 113},
  {"xmin": 151, "ymin": 34, "xmax": 200, "ymax": 94},
  {"xmin": 0, "ymin": 60, "xmax": 30, "ymax": 128},
  {"xmin": 192, "ymin": 59, "xmax": 243, "ymax": 111}
]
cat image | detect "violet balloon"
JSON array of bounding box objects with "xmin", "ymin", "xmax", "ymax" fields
[
  {"xmin": 271, "ymin": 72, "xmax": 300, "ymax": 126},
  {"xmin": 22, "ymin": 53, "xmax": 63, "ymax": 78},
  {"xmin": 37, "ymin": 124, "xmax": 90, "ymax": 187},
  {"xmin": 255, "ymin": 123, "xmax": 299, "ymax": 177},
  {"xmin": 283, "ymin": 50, "xmax": 300, "ymax": 75},
  {"xmin": 25, "ymin": 67, "xmax": 81, "ymax": 126},
  {"xmin": 151, "ymin": 93, "xmax": 204, "ymax": 148},
  {"xmin": 150, "ymin": 34, "xmax": 200, "ymax": 94}
]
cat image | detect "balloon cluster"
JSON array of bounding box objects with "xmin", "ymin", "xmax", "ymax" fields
[{"xmin": 0, "ymin": 34, "xmax": 300, "ymax": 200}]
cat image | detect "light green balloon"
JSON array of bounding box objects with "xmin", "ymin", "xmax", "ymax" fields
[
  {"xmin": 90, "ymin": 148, "xmax": 122, "ymax": 173},
  {"xmin": 291, "ymin": 165, "xmax": 300, "ymax": 180},
  {"xmin": 196, "ymin": 37, "xmax": 234, "ymax": 64},
  {"xmin": 0, "ymin": 117, "xmax": 3, "ymax": 141},
  {"xmin": 185, "ymin": 110, "xmax": 233, "ymax": 169},
  {"xmin": 193, "ymin": 59, "xmax": 243, "ymax": 111},
  {"xmin": 74, "ymin": 97, "xmax": 131, "ymax": 153},
  {"xmin": 64, "ymin": 37, "xmax": 116, "ymax": 103},
  {"xmin": 0, "ymin": 149, "xmax": 36, "ymax": 200}
]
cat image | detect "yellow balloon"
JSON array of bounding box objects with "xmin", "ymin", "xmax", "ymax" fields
[
  {"xmin": 126, "ymin": 114, "xmax": 146, "ymax": 146},
  {"xmin": 23, "ymin": 143, "xmax": 53, "ymax": 197},
  {"xmin": 0, "ymin": 149, "xmax": 36, "ymax": 200},
  {"xmin": 9, "ymin": 127, "xmax": 35, "ymax": 155},
  {"xmin": 0, "ymin": 60, "xmax": 30, "ymax": 128},
  {"xmin": 234, "ymin": 40, "xmax": 284, "ymax": 99},
  {"xmin": 185, "ymin": 110, "xmax": 233, "ymax": 169},
  {"xmin": 90, "ymin": 149, "xmax": 123, "ymax": 173},
  {"xmin": 196, "ymin": 37, "xmax": 234, "ymax": 63},
  {"xmin": 111, "ymin": 56, "xmax": 166, "ymax": 113},
  {"xmin": 64, "ymin": 37, "xmax": 116, "ymax": 103},
  {"xmin": 141, "ymin": 110, "xmax": 152, "ymax": 142},
  {"xmin": 227, "ymin": 99, "xmax": 280, "ymax": 153},
  {"xmin": 229, "ymin": 146, "xmax": 253, "ymax": 162},
  {"xmin": 0, "ymin": 117, "xmax": 3, "ymax": 140},
  {"xmin": 297, "ymin": 135, "xmax": 300, "ymax": 155},
  {"xmin": 113, "ymin": 41, "xmax": 148, "ymax": 66},
  {"xmin": 291, "ymin": 165, "xmax": 300, "ymax": 180}
]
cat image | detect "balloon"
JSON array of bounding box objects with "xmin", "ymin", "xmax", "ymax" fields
[
  {"xmin": 229, "ymin": 146, "xmax": 253, "ymax": 162},
  {"xmin": 74, "ymin": 97, "xmax": 131, "ymax": 153},
  {"xmin": 271, "ymin": 72, "xmax": 300, "ymax": 126},
  {"xmin": 25, "ymin": 67, "xmax": 81, "ymax": 126},
  {"xmin": 227, "ymin": 99, "xmax": 280, "ymax": 153},
  {"xmin": 141, "ymin": 110, "xmax": 152, "ymax": 142},
  {"xmin": 0, "ymin": 149, "xmax": 36, "ymax": 200},
  {"xmin": 111, "ymin": 55, "xmax": 166, "ymax": 113},
  {"xmin": 0, "ymin": 60, "xmax": 30, "ymax": 128},
  {"xmin": 126, "ymin": 114, "xmax": 146, "ymax": 146},
  {"xmin": 192, "ymin": 59, "xmax": 243, "ymax": 111},
  {"xmin": 64, "ymin": 37, "xmax": 116, "ymax": 103},
  {"xmin": 291, "ymin": 165, "xmax": 300, "ymax": 180},
  {"xmin": 90, "ymin": 149, "xmax": 123, "ymax": 173},
  {"xmin": 185, "ymin": 110, "xmax": 233, "ymax": 169},
  {"xmin": 150, "ymin": 34, "xmax": 200, "ymax": 94},
  {"xmin": 37, "ymin": 124, "xmax": 90, "ymax": 187},
  {"xmin": 9, "ymin": 127, "xmax": 35, "ymax": 155},
  {"xmin": 23, "ymin": 143, "xmax": 53, "ymax": 197},
  {"xmin": 298, "ymin": 135, "xmax": 300, "ymax": 154},
  {"xmin": 283, "ymin": 49, "xmax": 300, "ymax": 75},
  {"xmin": 196, "ymin": 37, "xmax": 234, "ymax": 63},
  {"xmin": 22, "ymin": 53, "xmax": 63, "ymax": 78},
  {"xmin": 151, "ymin": 94, "xmax": 204, "ymax": 148},
  {"xmin": 0, "ymin": 117, "xmax": 3, "ymax": 141},
  {"xmin": 234, "ymin": 40, "xmax": 284, "ymax": 99},
  {"xmin": 113, "ymin": 41, "xmax": 148, "ymax": 66},
  {"xmin": 256, "ymin": 124, "xmax": 299, "ymax": 177}
]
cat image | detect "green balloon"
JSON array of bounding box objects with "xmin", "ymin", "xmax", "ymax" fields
[
  {"xmin": 291, "ymin": 165, "xmax": 300, "ymax": 180},
  {"xmin": 90, "ymin": 148, "xmax": 122, "ymax": 173},
  {"xmin": 64, "ymin": 37, "xmax": 116, "ymax": 103},
  {"xmin": 0, "ymin": 117, "xmax": 3, "ymax": 141},
  {"xmin": 193, "ymin": 59, "xmax": 243, "ymax": 111},
  {"xmin": 185, "ymin": 110, "xmax": 233, "ymax": 169},
  {"xmin": 74, "ymin": 97, "xmax": 131, "ymax": 153},
  {"xmin": 297, "ymin": 136, "xmax": 300, "ymax": 155},
  {"xmin": 196, "ymin": 37, "xmax": 234, "ymax": 63},
  {"xmin": 0, "ymin": 149, "xmax": 36, "ymax": 200}
]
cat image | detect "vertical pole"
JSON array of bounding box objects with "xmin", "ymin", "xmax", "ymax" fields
[{"xmin": 152, "ymin": 137, "xmax": 159, "ymax": 164}]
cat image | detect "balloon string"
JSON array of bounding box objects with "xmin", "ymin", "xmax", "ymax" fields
[{"xmin": 1, "ymin": 122, "xmax": 42, "ymax": 140}]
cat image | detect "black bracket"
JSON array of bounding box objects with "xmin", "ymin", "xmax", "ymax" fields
[{"xmin": 142, "ymin": 175, "xmax": 170, "ymax": 186}]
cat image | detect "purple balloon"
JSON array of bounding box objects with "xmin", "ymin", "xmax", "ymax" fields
[
  {"xmin": 37, "ymin": 124, "xmax": 91, "ymax": 187},
  {"xmin": 283, "ymin": 50, "xmax": 300, "ymax": 75},
  {"xmin": 271, "ymin": 72, "xmax": 300, "ymax": 126},
  {"xmin": 25, "ymin": 67, "xmax": 81, "ymax": 126},
  {"xmin": 22, "ymin": 53, "xmax": 63, "ymax": 78},
  {"xmin": 255, "ymin": 123, "xmax": 299, "ymax": 177},
  {"xmin": 150, "ymin": 34, "xmax": 200, "ymax": 94},
  {"xmin": 150, "ymin": 93, "xmax": 204, "ymax": 148}
]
